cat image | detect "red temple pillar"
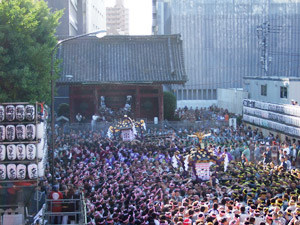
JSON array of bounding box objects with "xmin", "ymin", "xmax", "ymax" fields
[
  {"xmin": 158, "ymin": 85, "xmax": 164, "ymax": 121},
  {"xmin": 135, "ymin": 87, "xmax": 141, "ymax": 119}
]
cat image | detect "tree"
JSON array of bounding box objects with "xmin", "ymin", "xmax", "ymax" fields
[
  {"xmin": 0, "ymin": 0, "xmax": 62, "ymax": 103},
  {"xmin": 163, "ymin": 91, "xmax": 177, "ymax": 120},
  {"xmin": 57, "ymin": 103, "xmax": 69, "ymax": 118}
]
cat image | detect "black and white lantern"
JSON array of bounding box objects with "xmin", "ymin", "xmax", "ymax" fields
[
  {"xmin": 16, "ymin": 124, "xmax": 26, "ymax": 140},
  {"xmin": 5, "ymin": 105, "xmax": 15, "ymax": 121},
  {"xmin": 7, "ymin": 144, "xmax": 16, "ymax": 160},
  {"xmin": 37, "ymin": 138, "xmax": 44, "ymax": 160},
  {"xmin": 38, "ymin": 162, "xmax": 44, "ymax": 177},
  {"xmin": 26, "ymin": 144, "xmax": 36, "ymax": 160},
  {"xmin": 16, "ymin": 144, "xmax": 26, "ymax": 160},
  {"xmin": 16, "ymin": 105, "xmax": 25, "ymax": 121},
  {"xmin": 26, "ymin": 124, "xmax": 36, "ymax": 140},
  {"xmin": 36, "ymin": 122, "xmax": 44, "ymax": 139},
  {"xmin": 0, "ymin": 125, "xmax": 5, "ymax": 141},
  {"xmin": 25, "ymin": 105, "xmax": 35, "ymax": 121},
  {"xmin": 0, "ymin": 164, "xmax": 6, "ymax": 180},
  {"xmin": 0, "ymin": 105, "xmax": 5, "ymax": 122},
  {"xmin": 17, "ymin": 164, "xmax": 26, "ymax": 180},
  {"xmin": 0, "ymin": 145, "xmax": 5, "ymax": 161},
  {"xmin": 6, "ymin": 125, "xmax": 15, "ymax": 141},
  {"xmin": 7, "ymin": 164, "xmax": 16, "ymax": 180},
  {"xmin": 28, "ymin": 163, "xmax": 38, "ymax": 179}
]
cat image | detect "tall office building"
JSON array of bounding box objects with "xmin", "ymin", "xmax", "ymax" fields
[
  {"xmin": 45, "ymin": 0, "xmax": 106, "ymax": 36},
  {"xmin": 106, "ymin": 0, "xmax": 129, "ymax": 35},
  {"xmin": 154, "ymin": 0, "xmax": 300, "ymax": 106},
  {"xmin": 152, "ymin": 0, "xmax": 171, "ymax": 35},
  {"xmin": 85, "ymin": 0, "xmax": 106, "ymax": 33}
]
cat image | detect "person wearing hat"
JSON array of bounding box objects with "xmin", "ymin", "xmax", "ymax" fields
[
  {"xmin": 183, "ymin": 218, "xmax": 192, "ymax": 225},
  {"xmin": 242, "ymin": 145, "xmax": 251, "ymax": 162},
  {"xmin": 48, "ymin": 186, "xmax": 63, "ymax": 224}
]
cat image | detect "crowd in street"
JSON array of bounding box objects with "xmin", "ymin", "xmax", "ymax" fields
[
  {"xmin": 174, "ymin": 106, "xmax": 230, "ymax": 122},
  {"xmin": 42, "ymin": 115, "xmax": 300, "ymax": 225}
]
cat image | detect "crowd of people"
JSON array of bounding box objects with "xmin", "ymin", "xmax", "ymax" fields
[
  {"xmin": 41, "ymin": 116, "xmax": 300, "ymax": 225},
  {"xmin": 174, "ymin": 106, "xmax": 231, "ymax": 122}
]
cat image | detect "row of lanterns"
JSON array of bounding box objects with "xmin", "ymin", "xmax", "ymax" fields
[
  {"xmin": 0, "ymin": 123, "xmax": 45, "ymax": 141},
  {"xmin": 0, "ymin": 103, "xmax": 47, "ymax": 181},
  {"xmin": 0, "ymin": 163, "xmax": 43, "ymax": 180},
  {"xmin": 0, "ymin": 104, "xmax": 35, "ymax": 122},
  {"xmin": 0, "ymin": 143, "xmax": 44, "ymax": 161}
]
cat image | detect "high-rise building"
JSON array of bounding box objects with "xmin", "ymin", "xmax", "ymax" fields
[
  {"xmin": 85, "ymin": 0, "xmax": 106, "ymax": 33},
  {"xmin": 106, "ymin": 0, "xmax": 129, "ymax": 35},
  {"xmin": 153, "ymin": 0, "xmax": 300, "ymax": 107},
  {"xmin": 45, "ymin": 0, "xmax": 106, "ymax": 36},
  {"xmin": 152, "ymin": 0, "xmax": 171, "ymax": 35}
]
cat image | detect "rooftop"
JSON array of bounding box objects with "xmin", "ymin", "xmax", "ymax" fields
[{"xmin": 57, "ymin": 34, "xmax": 187, "ymax": 85}]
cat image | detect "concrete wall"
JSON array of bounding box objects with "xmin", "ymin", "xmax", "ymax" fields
[
  {"xmin": 217, "ymin": 88, "xmax": 248, "ymax": 115},
  {"xmin": 243, "ymin": 77, "xmax": 300, "ymax": 105},
  {"xmin": 177, "ymin": 100, "xmax": 217, "ymax": 109}
]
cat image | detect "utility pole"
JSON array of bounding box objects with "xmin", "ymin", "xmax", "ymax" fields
[{"xmin": 257, "ymin": 22, "xmax": 282, "ymax": 76}]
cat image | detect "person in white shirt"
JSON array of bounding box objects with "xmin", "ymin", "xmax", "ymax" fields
[
  {"xmin": 290, "ymin": 144, "xmax": 297, "ymax": 168},
  {"xmin": 91, "ymin": 114, "xmax": 99, "ymax": 131}
]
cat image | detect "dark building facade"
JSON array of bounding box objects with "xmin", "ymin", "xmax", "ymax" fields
[{"xmin": 56, "ymin": 35, "xmax": 187, "ymax": 122}]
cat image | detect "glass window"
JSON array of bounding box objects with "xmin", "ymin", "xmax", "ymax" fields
[
  {"xmin": 198, "ymin": 89, "xmax": 202, "ymax": 99},
  {"xmin": 183, "ymin": 89, "xmax": 187, "ymax": 100},
  {"xmin": 261, "ymin": 85, "xmax": 267, "ymax": 96},
  {"xmin": 213, "ymin": 89, "xmax": 217, "ymax": 99},
  {"xmin": 177, "ymin": 89, "xmax": 182, "ymax": 100},
  {"xmin": 203, "ymin": 89, "xmax": 207, "ymax": 100},
  {"xmin": 193, "ymin": 90, "xmax": 197, "ymax": 100},
  {"xmin": 208, "ymin": 89, "xmax": 212, "ymax": 100},
  {"xmin": 188, "ymin": 90, "xmax": 192, "ymax": 100},
  {"xmin": 280, "ymin": 86, "xmax": 287, "ymax": 98}
]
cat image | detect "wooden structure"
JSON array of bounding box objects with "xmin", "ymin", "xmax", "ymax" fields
[
  {"xmin": 69, "ymin": 84, "xmax": 164, "ymax": 122},
  {"xmin": 56, "ymin": 35, "xmax": 187, "ymax": 122}
]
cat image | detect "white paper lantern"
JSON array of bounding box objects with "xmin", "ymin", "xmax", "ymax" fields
[
  {"xmin": 16, "ymin": 144, "xmax": 26, "ymax": 160},
  {"xmin": 7, "ymin": 164, "xmax": 16, "ymax": 180},
  {"xmin": 15, "ymin": 105, "xmax": 25, "ymax": 121},
  {"xmin": 36, "ymin": 122, "xmax": 44, "ymax": 139},
  {"xmin": 28, "ymin": 164, "xmax": 38, "ymax": 179},
  {"xmin": 0, "ymin": 105, "xmax": 5, "ymax": 122},
  {"xmin": 0, "ymin": 164, "xmax": 6, "ymax": 180},
  {"xmin": 7, "ymin": 145, "xmax": 16, "ymax": 160},
  {"xmin": 17, "ymin": 164, "xmax": 26, "ymax": 180},
  {"xmin": 0, "ymin": 125, "xmax": 5, "ymax": 141},
  {"xmin": 0, "ymin": 145, "xmax": 5, "ymax": 161},
  {"xmin": 5, "ymin": 105, "xmax": 15, "ymax": 121},
  {"xmin": 26, "ymin": 144, "xmax": 36, "ymax": 160},
  {"xmin": 25, "ymin": 105, "xmax": 35, "ymax": 121},
  {"xmin": 6, "ymin": 125, "xmax": 15, "ymax": 141},
  {"xmin": 16, "ymin": 124, "xmax": 26, "ymax": 141},
  {"xmin": 38, "ymin": 162, "xmax": 44, "ymax": 177},
  {"xmin": 37, "ymin": 138, "xmax": 44, "ymax": 160},
  {"xmin": 26, "ymin": 124, "xmax": 36, "ymax": 140}
]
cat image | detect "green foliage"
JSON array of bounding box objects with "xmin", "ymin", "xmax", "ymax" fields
[
  {"xmin": 58, "ymin": 103, "xmax": 69, "ymax": 118},
  {"xmin": 0, "ymin": 0, "xmax": 62, "ymax": 103},
  {"xmin": 163, "ymin": 91, "xmax": 177, "ymax": 120}
]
